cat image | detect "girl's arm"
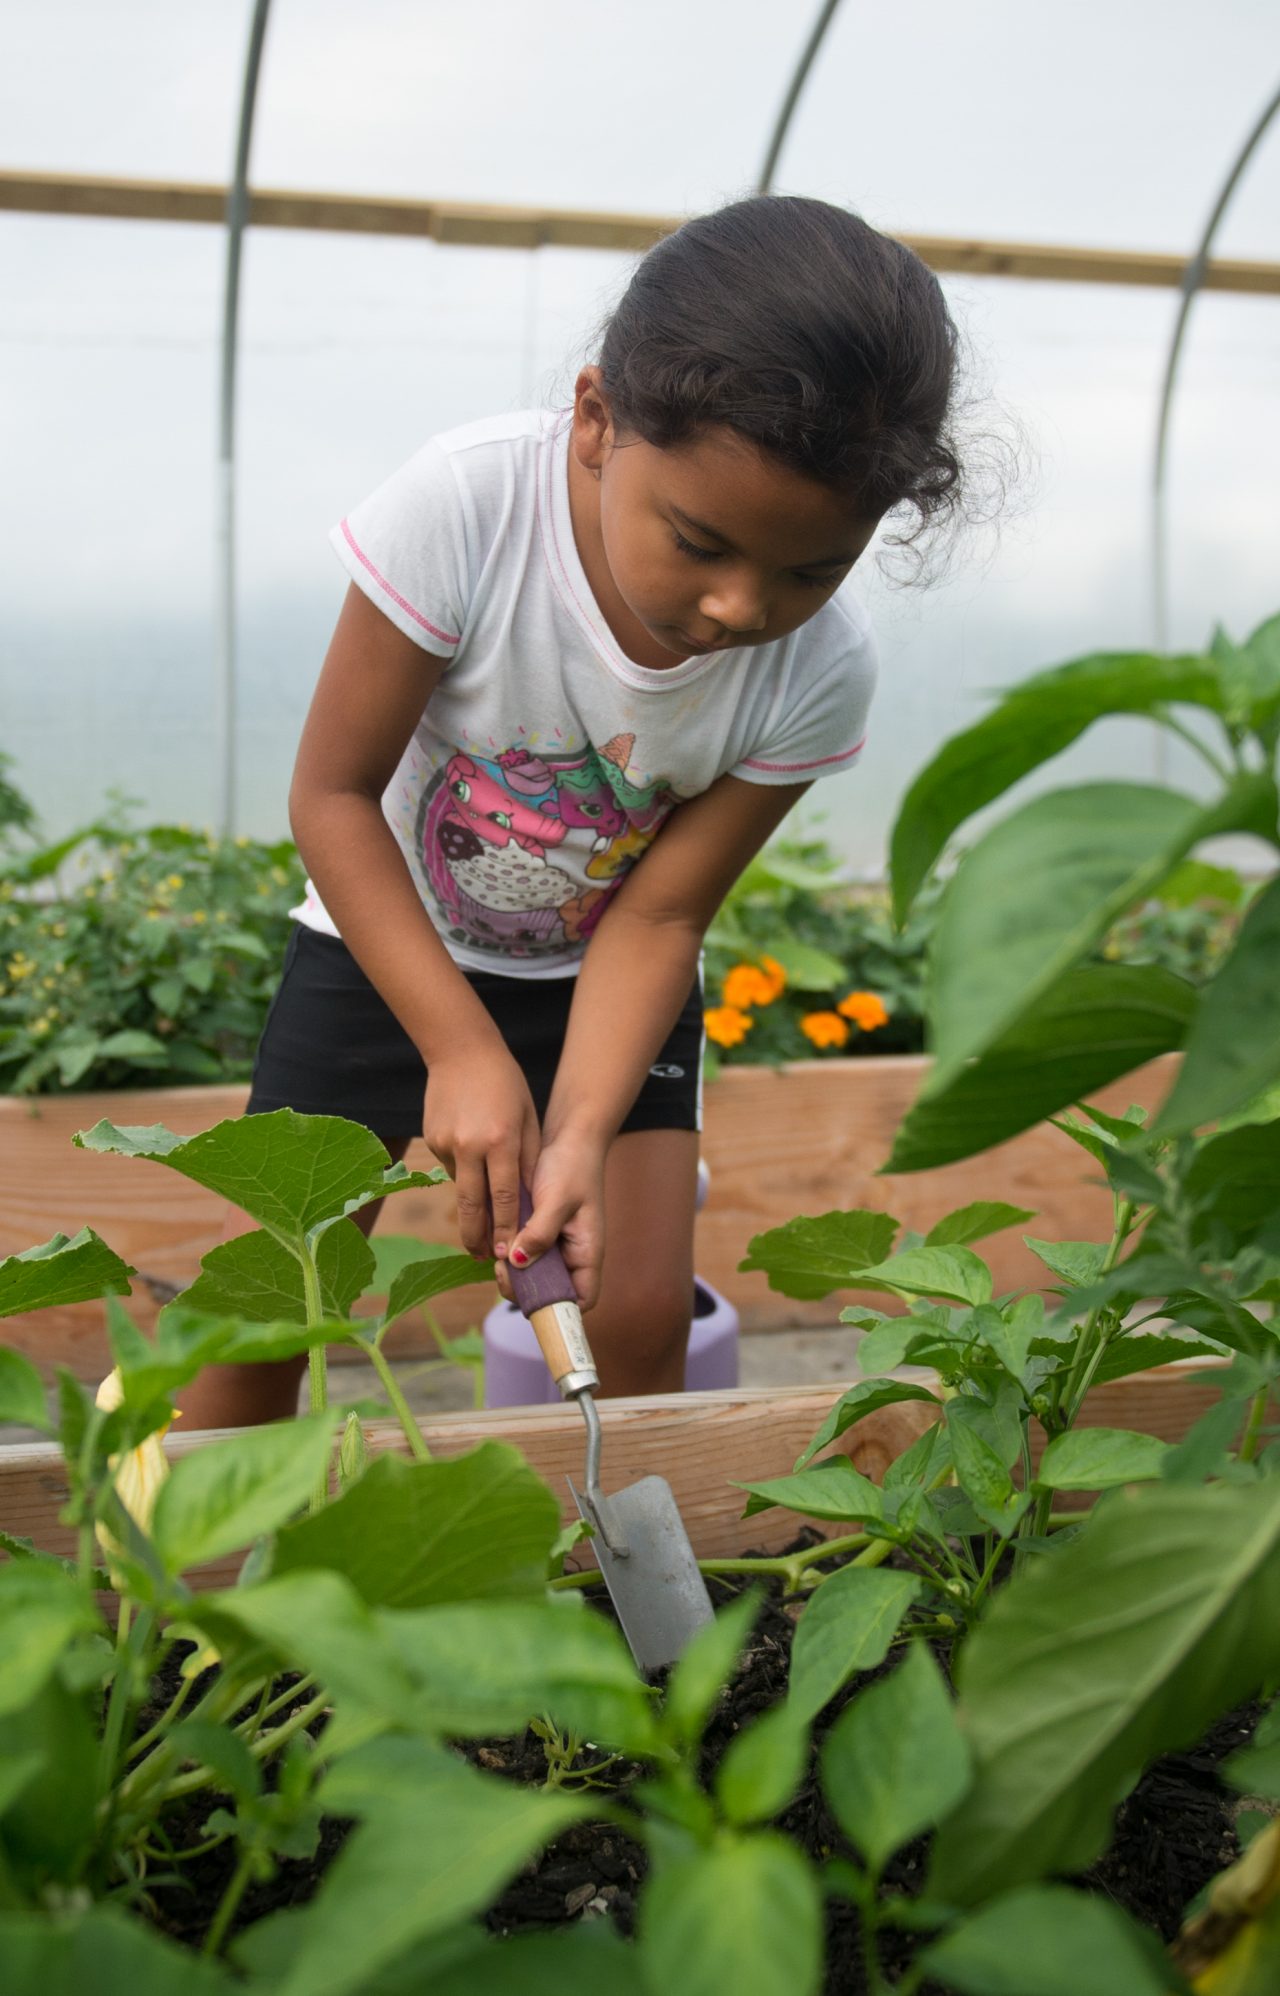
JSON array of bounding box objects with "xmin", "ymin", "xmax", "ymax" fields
[
  {"xmin": 511, "ymin": 772, "xmax": 811, "ymax": 1297},
  {"xmin": 289, "ymin": 585, "xmax": 542, "ymax": 1258}
]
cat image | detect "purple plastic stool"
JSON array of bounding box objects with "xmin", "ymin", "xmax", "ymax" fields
[{"xmin": 482, "ymin": 1274, "xmax": 740, "ymax": 1409}]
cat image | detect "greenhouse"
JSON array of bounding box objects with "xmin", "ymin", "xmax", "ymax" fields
[{"xmin": 1, "ymin": 4, "xmax": 1279, "ymax": 1991}]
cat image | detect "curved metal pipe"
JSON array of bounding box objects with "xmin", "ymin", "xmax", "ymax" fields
[
  {"xmin": 1151, "ymin": 79, "xmax": 1280, "ymax": 671},
  {"xmin": 216, "ymin": 0, "xmax": 273, "ymax": 836},
  {"xmin": 757, "ymin": 0, "xmax": 843, "ymax": 194}
]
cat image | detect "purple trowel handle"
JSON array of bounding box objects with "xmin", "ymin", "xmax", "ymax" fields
[{"xmin": 504, "ymin": 1184, "xmax": 579, "ymax": 1316}]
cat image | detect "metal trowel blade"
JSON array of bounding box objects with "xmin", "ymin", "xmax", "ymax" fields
[{"xmin": 569, "ymin": 1474, "xmax": 715, "ymax": 1673}]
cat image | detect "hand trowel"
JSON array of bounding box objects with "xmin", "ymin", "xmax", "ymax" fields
[{"xmin": 504, "ymin": 1190, "xmax": 715, "ymax": 1671}]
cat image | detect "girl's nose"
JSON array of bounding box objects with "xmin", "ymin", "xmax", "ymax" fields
[{"xmin": 699, "ymin": 577, "xmax": 768, "ymax": 635}]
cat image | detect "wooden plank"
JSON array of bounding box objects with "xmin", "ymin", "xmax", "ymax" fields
[
  {"xmin": 0, "ymin": 1383, "xmax": 938, "ymax": 1587},
  {"xmin": 1, "ymin": 172, "xmax": 1276, "ymax": 294}
]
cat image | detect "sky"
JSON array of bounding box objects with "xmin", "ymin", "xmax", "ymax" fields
[{"xmin": 2, "ymin": 0, "xmax": 1278, "ymax": 870}]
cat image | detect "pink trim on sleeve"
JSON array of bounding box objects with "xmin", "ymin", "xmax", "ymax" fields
[
  {"xmin": 740, "ymin": 738, "xmax": 866, "ymax": 775},
  {"xmin": 339, "ymin": 519, "xmax": 460, "ymax": 646}
]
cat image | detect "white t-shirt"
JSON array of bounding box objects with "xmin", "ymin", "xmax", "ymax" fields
[{"xmin": 296, "ymin": 409, "xmax": 878, "ymax": 978}]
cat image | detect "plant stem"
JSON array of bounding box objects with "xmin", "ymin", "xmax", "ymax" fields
[
  {"xmin": 1238, "ymin": 1384, "xmax": 1271, "ymax": 1465},
  {"xmin": 1157, "ymin": 709, "xmax": 1234, "ymax": 782},
  {"xmin": 202, "ymin": 1847, "xmax": 255, "ymax": 1958},
  {"xmin": 125, "ymin": 1668, "xmax": 198, "ymax": 1765},
  {"xmin": 232, "ymin": 1673, "xmax": 317, "ymax": 1741},
  {"xmin": 365, "ymin": 1342, "xmax": 432, "ymax": 1461},
  {"xmin": 300, "ymin": 1246, "xmax": 330, "ymax": 1512}
]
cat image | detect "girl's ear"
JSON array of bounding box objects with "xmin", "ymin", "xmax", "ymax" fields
[{"xmin": 571, "ymin": 365, "xmax": 615, "ymax": 475}]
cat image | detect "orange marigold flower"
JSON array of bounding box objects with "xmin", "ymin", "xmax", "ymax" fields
[
  {"xmin": 800, "ymin": 1010, "xmax": 850, "ymax": 1051},
  {"xmin": 758, "ymin": 955, "xmax": 788, "ymax": 1000},
  {"xmin": 837, "ymin": 990, "xmax": 890, "ymax": 1031},
  {"xmin": 722, "ymin": 963, "xmax": 775, "ymax": 1009},
  {"xmin": 705, "ymin": 1004, "xmax": 755, "ymax": 1049}
]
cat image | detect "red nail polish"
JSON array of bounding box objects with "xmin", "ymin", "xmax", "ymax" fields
[{"xmin": 510, "ymin": 1247, "xmax": 529, "ymax": 1267}]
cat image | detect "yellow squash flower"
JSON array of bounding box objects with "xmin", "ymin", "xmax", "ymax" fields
[
  {"xmin": 94, "ymin": 1368, "xmax": 171, "ymax": 1581},
  {"xmin": 837, "ymin": 990, "xmax": 890, "ymax": 1031},
  {"xmin": 800, "ymin": 1010, "xmax": 850, "ymax": 1051},
  {"xmin": 705, "ymin": 1004, "xmax": 755, "ymax": 1049}
]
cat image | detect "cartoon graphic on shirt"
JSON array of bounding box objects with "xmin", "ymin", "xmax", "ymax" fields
[{"xmin": 417, "ymin": 735, "xmax": 678, "ymax": 959}]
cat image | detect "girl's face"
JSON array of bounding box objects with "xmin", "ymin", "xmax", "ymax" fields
[{"xmin": 571, "ymin": 373, "xmax": 879, "ymax": 666}]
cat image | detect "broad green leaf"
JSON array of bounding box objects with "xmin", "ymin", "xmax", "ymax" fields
[
  {"xmin": 715, "ymin": 1703, "xmax": 811, "ymax": 1826},
  {"xmin": 927, "ymin": 775, "xmax": 1276, "ymax": 1090},
  {"xmin": 271, "ymin": 1739, "xmax": 593, "ymax": 1996},
  {"xmin": 238, "ymin": 1921, "xmax": 645, "ymax": 1996},
  {"xmin": 0, "ymin": 1749, "xmax": 43, "ymax": 1817},
  {"xmin": 179, "ymin": 1220, "xmax": 375, "ymax": 1323},
  {"xmin": 788, "ymin": 1566, "xmax": 921, "ymax": 1721},
  {"xmin": 381, "ymin": 1599, "xmax": 660, "ymax": 1755},
  {"xmin": 381, "ymin": 1245, "xmax": 495, "ymax": 1329},
  {"xmin": 0, "ymin": 1673, "xmax": 98, "ymax": 1887},
  {"xmin": 150, "ymin": 1415, "xmax": 334, "ymax": 1574},
  {"xmin": 920, "ymin": 1885, "xmax": 1174, "ymax": 1995},
  {"xmin": 884, "ymin": 1419, "xmax": 952, "ymax": 1490},
  {"xmin": 925, "ymin": 1202, "xmax": 1035, "ymax": 1248},
  {"xmin": 1024, "ymin": 1238, "xmax": 1109, "ymax": 1288},
  {"xmin": 0, "ymin": 1908, "xmax": 237, "ymax": 1994},
  {"xmin": 794, "ymin": 1379, "xmax": 942, "ymax": 1471},
  {"xmin": 271, "ymin": 1446, "xmax": 560, "ymax": 1607},
  {"xmin": 663, "ymin": 1590, "xmax": 761, "ymax": 1749},
  {"xmin": 822, "ymin": 1643, "xmax": 970, "ymax": 1872},
  {"xmin": 0, "ymin": 1348, "xmax": 49, "ymax": 1430},
  {"xmin": 1184, "ymin": 1124, "xmax": 1280, "ymax": 1254},
  {"xmin": 71, "ymin": 1110, "xmax": 440, "ymax": 1243},
  {"xmin": 889, "ymin": 646, "xmax": 1221, "ymax": 922},
  {"xmin": 0, "ymin": 1228, "xmax": 134, "ymax": 1319},
  {"xmin": 1053, "ymin": 1332, "xmax": 1228, "ymax": 1387},
  {"xmin": 111, "ymin": 1303, "xmax": 354, "ymax": 1407},
  {"xmin": 1155, "ymin": 857, "xmax": 1246, "ymax": 909},
  {"xmin": 931, "ymin": 1478, "xmax": 1280, "ymax": 1903},
  {"xmin": 0, "ymin": 1564, "xmax": 101, "ymax": 1713},
  {"xmin": 1036, "ymin": 1427, "xmax": 1172, "ymax": 1491},
  {"xmin": 967, "ymin": 1302, "xmax": 1035, "ymax": 1385},
  {"xmin": 97, "ymin": 1028, "xmax": 168, "ymax": 1063},
  {"xmin": 848, "ymin": 1245, "xmax": 993, "ymax": 1307},
  {"xmin": 640, "ymin": 1831, "xmax": 823, "ymax": 1996},
  {"xmin": 192, "ymin": 1571, "xmax": 419, "ymax": 1718},
  {"xmin": 737, "ymin": 1458, "xmax": 887, "ymax": 1523},
  {"xmin": 761, "ymin": 935, "xmax": 845, "ymax": 989},
  {"xmin": 887, "ymin": 963, "xmax": 1195, "ymax": 1172},
  {"xmin": 946, "ymin": 1407, "xmax": 1030, "ymax": 1536},
  {"xmin": 737, "ymin": 1210, "xmax": 899, "ymax": 1299}
]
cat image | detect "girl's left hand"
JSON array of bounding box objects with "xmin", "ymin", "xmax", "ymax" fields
[{"xmin": 494, "ymin": 1133, "xmax": 607, "ymax": 1312}]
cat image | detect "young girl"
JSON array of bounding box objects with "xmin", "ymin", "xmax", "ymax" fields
[{"xmin": 178, "ymin": 193, "xmax": 962, "ymax": 1428}]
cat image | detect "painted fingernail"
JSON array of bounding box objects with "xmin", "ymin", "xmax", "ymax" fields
[{"xmin": 510, "ymin": 1247, "xmax": 530, "ymax": 1267}]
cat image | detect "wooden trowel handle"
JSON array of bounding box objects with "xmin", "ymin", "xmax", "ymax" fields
[{"xmin": 504, "ymin": 1186, "xmax": 599, "ymax": 1399}]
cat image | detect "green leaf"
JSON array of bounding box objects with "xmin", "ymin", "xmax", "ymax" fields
[
  {"xmin": 848, "ymin": 1245, "xmax": 993, "ymax": 1307},
  {"xmin": 180, "ymin": 1220, "xmax": 375, "ymax": 1324},
  {"xmin": 887, "ymin": 964, "xmax": 1196, "ymax": 1172},
  {"xmin": 737, "ymin": 1210, "xmax": 899, "ymax": 1300},
  {"xmin": 0, "ymin": 1563, "xmax": 101, "ymax": 1713},
  {"xmin": 639, "ymin": 1831, "xmax": 823, "ymax": 1996},
  {"xmin": 271, "ymin": 1446, "xmax": 560, "ymax": 1607},
  {"xmin": 928, "ymin": 775, "xmax": 1276, "ymax": 1091},
  {"xmin": 762, "ymin": 936, "xmax": 846, "ymax": 989},
  {"xmin": 109, "ymin": 1303, "xmax": 352, "ymax": 1407},
  {"xmin": 925, "ymin": 1202, "xmax": 1036, "ymax": 1248},
  {"xmin": 1155, "ymin": 875, "xmax": 1280, "ymax": 1133},
  {"xmin": 0, "ymin": 1348, "xmax": 49, "ymax": 1430},
  {"xmin": 0, "ymin": 1908, "xmax": 237, "ymax": 1994},
  {"xmin": 381, "ymin": 1245, "xmax": 495, "ymax": 1329},
  {"xmin": 1184, "ymin": 1123, "xmax": 1280, "ymax": 1254},
  {"xmin": 889, "ymin": 646, "xmax": 1223, "ymax": 922},
  {"xmin": 930, "ymin": 1478, "xmax": 1280, "ymax": 1904},
  {"xmin": 716, "ymin": 1702, "xmax": 812, "ymax": 1826},
  {"xmin": 1024, "ymin": 1238, "xmax": 1109, "ymax": 1288},
  {"xmin": 737, "ymin": 1458, "xmax": 887, "ymax": 1524},
  {"xmin": 946, "ymin": 1406, "xmax": 1030, "ymax": 1536},
  {"xmin": 97, "ymin": 1029, "xmax": 168, "ymax": 1064},
  {"xmin": 1035, "ymin": 1427, "xmax": 1172, "ymax": 1491},
  {"xmin": 1070, "ymin": 1332, "xmax": 1228, "ymax": 1387},
  {"xmin": 268, "ymin": 1740, "xmax": 593, "ymax": 1996},
  {"xmin": 794, "ymin": 1379, "xmax": 941, "ymax": 1471},
  {"xmin": 0, "ymin": 1228, "xmax": 134, "ymax": 1319},
  {"xmin": 967, "ymin": 1302, "xmax": 1035, "ymax": 1385},
  {"xmin": 150, "ymin": 1414, "xmax": 334, "ymax": 1574},
  {"xmin": 822, "ymin": 1644, "xmax": 970, "ymax": 1872},
  {"xmin": 381, "ymin": 1599, "xmax": 660, "ymax": 1755},
  {"xmin": 788, "ymin": 1567, "xmax": 922, "ymax": 1721},
  {"xmin": 920, "ymin": 1885, "xmax": 1174, "ymax": 1995},
  {"xmin": 71, "ymin": 1110, "xmax": 438, "ymax": 1243},
  {"xmin": 663, "ymin": 1590, "xmax": 761, "ymax": 1750}
]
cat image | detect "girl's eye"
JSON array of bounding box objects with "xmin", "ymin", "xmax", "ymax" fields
[
  {"xmin": 673, "ymin": 529, "xmax": 720, "ymax": 564},
  {"xmin": 794, "ymin": 571, "xmax": 843, "ymax": 591}
]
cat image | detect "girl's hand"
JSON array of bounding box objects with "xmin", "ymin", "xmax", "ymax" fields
[
  {"xmin": 501, "ymin": 1133, "xmax": 608, "ymax": 1312},
  {"xmin": 421, "ymin": 1051, "xmax": 541, "ymax": 1264}
]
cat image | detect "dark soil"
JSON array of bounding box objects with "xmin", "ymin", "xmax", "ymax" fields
[{"xmin": 137, "ymin": 1548, "xmax": 1256, "ymax": 1993}]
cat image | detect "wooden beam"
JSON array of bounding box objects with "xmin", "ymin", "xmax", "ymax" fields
[{"xmin": 2, "ymin": 170, "xmax": 1277, "ymax": 295}]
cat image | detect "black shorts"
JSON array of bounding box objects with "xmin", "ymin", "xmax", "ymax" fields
[{"xmin": 246, "ymin": 924, "xmax": 704, "ymax": 1143}]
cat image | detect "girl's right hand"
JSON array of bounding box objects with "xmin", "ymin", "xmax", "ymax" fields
[{"xmin": 421, "ymin": 1050, "xmax": 542, "ymax": 1265}]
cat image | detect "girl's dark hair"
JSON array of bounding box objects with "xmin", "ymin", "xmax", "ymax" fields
[{"xmin": 599, "ymin": 195, "xmax": 965, "ymax": 560}]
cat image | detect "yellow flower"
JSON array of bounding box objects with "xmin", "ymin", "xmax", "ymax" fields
[
  {"xmin": 705, "ymin": 1004, "xmax": 755, "ymax": 1049},
  {"xmin": 191, "ymin": 909, "xmax": 207, "ymax": 924},
  {"xmin": 837, "ymin": 990, "xmax": 890, "ymax": 1031},
  {"xmin": 6, "ymin": 955, "xmax": 34, "ymax": 980},
  {"xmin": 165, "ymin": 873, "xmax": 183, "ymax": 891},
  {"xmin": 30, "ymin": 1017, "xmax": 50, "ymax": 1036},
  {"xmin": 801, "ymin": 1010, "xmax": 851, "ymax": 1050},
  {"xmin": 94, "ymin": 1368, "xmax": 172, "ymax": 1582},
  {"xmin": 235, "ymin": 835, "xmax": 250, "ymax": 848},
  {"xmin": 50, "ymin": 922, "xmax": 67, "ymax": 938}
]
